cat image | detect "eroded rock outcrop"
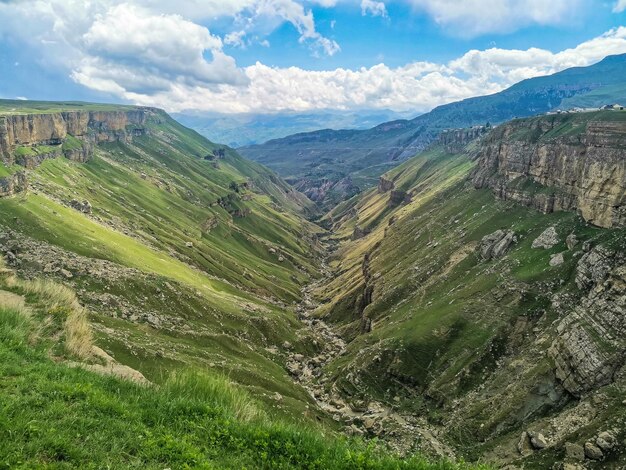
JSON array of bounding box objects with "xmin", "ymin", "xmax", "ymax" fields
[
  {"xmin": 549, "ymin": 246, "xmax": 626, "ymax": 396},
  {"xmin": 477, "ymin": 229, "xmax": 517, "ymax": 260},
  {"xmin": 378, "ymin": 176, "xmax": 394, "ymax": 193},
  {"xmin": 387, "ymin": 189, "xmax": 411, "ymax": 207},
  {"xmin": 472, "ymin": 115, "xmax": 626, "ymax": 227},
  {"xmin": 438, "ymin": 125, "xmax": 488, "ymax": 152},
  {"xmin": 0, "ymin": 171, "xmax": 27, "ymax": 197}
]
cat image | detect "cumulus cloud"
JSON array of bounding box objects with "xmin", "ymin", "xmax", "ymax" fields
[
  {"xmin": 361, "ymin": 0, "xmax": 387, "ymax": 17},
  {"xmin": 225, "ymin": 30, "xmax": 248, "ymax": 48},
  {"xmin": 74, "ymin": 4, "xmax": 246, "ymax": 92},
  {"xmin": 614, "ymin": 0, "xmax": 626, "ymax": 12},
  {"xmin": 407, "ymin": 0, "xmax": 581, "ymax": 36},
  {"xmin": 246, "ymin": 0, "xmax": 340, "ymax": 56},
  {"xmin": 113, "ymin": 27, "xmax": 626, "ymax": 113},
  {"xmin": 2, "ymin": 1, "xmax": 626, "ymax": 115}
]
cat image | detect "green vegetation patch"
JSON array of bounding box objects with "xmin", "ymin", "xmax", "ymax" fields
[{"xmin": 0, "ymin": 281, "xmax": 483, "ymax": 470}]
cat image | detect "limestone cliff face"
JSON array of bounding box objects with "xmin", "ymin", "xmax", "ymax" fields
[
  {"xmin": 472, "ymin": 114, "xmax": 626, "ymax": 228},
  {"xmin": 437, "ymin": 125, "xmax": 488, "ymax": 153},
  {"xmin": 0, "ymin": 108, "xmax": 157, "ymax": 166}
]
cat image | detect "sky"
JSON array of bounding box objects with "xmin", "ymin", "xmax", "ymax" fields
[{"xmin": 0, "ymin": 0, "xmax": 625, "ymax": 115}]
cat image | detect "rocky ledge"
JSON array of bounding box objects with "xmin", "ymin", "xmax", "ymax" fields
[
  {"xmin": 472, "ymin": 114, "xmax": 626, "ymax": 228},
  {"xmin": 0, "ymin": 107, "xmax": 160, "ymax": 167}
]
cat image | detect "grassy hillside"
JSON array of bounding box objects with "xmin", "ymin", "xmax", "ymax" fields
[
  {"xmin": 0, "ymin": 99, "xmax": 139, "ymax": 115},
  {"xmin": 0, "ymin": 101, "xmax": 329, "ymax": 421},
  {"xmin": 240, "ymin": 53, "xmax": 626, "ymax": 208},
  {"xmin": 311, "ymin": 120, "xmax": 626, "ymax": 467},
  {"xmin": 0, "ymin": 263, "xmax": 486, "ymax": 469}
]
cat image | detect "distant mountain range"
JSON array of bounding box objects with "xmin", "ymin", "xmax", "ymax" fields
[
  {"xmin": 239, "ymin": 53, "xmax": 626, "ymax": 208},
  {"xmin": 174, "ymin": 109, "xmax": 414, "ymax": 148}
]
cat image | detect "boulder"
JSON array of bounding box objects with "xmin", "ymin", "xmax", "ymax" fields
[
  {"xmin": 363, "ymin": 417, "xmax": 376, "ymax": 431},
  {"xmin": 530, "ymin": 432, "xmax": 548, "ymax": 450},
  {"xmin": 564, "ymin": 442, "xmax": 584, "ymax": 461},
  {"xmin": 478, "ymin": 229, "xmax": 517, "ymax": 260},
  {"xmin": 584, "ymin": 441, "xmax": 604, "ymax": 460},
  {"xmin": 517, "ymin": 431, "xmax": 533, "ymax": 456},
  {"xmin": 562, "ymin": 464, "xmax": 585, "ymax": 470},
  {"xmin": 60, "ymin": 268, "xmax": 73, "ymax": 279},
  {"xmin": 566, "ymin": 233, "xmax": 578, "ymax": 250},
  {"xmin": 69, "ymin": 199, "xmax": 92, "ymax": 214},
  {"xmin": 550, "ymin": 253, "xmax": 565, "ymax": 267},
  {"xmin": 532, "ymin": 226, "xmax": 559, "ymax": 249},
  {"xmin": 596, "ymin": 431, "xmax": 617, "ymax": 452}
]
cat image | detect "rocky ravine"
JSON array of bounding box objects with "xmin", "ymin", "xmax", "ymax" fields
[{"xmin": 286, "ymin": 261, "xmax": 455, "ymax": 459}]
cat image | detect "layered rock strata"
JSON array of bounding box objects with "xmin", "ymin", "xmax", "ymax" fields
[
  {"xmin": 0, "ymin": 108, "xmax": 157, "ymax": 166},
  {"xmin": 472, "ymin": 115, "xmax": 626, "ymax": 228}
]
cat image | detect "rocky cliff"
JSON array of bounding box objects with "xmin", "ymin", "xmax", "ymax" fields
[
  {"xmin": 0, "ymin": 172, "xmax": 27, "ymax": 197},
  {"xmin": 472, "ymin": 111, "xmax": 626, "ymax": 228},
  {"xmin": 0, "ymin": 107, "xmax": 158, "ymax": 166},
  {"xmin": 437, "ymin": 125, "xmax": 488, "ymax": 153},
  {"xmin": 549, "ymin": 245, "xmax": 626, "ymax": 397}
]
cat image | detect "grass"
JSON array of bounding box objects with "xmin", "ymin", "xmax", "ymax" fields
[
  {"xmin": 0, "ymin": 99, "xmax": 141, "ymax": 115},
  {"xmin": 0, "ymin": 270, "xmax": 486, "ymax": 469},
  {"xmin": 3, "ymin": 267, "xmax": 94, "ymax": 359},
  {"xmin": 61, "ymin": 135, "xmax": 84, "ymax": 152},
  {"xmin": 0, "ymin": 163, "xmax": 22, "ymax": 177},
  {"xmin": 14, "ymin": 145, "xmax": 59, "ymax": 157}
]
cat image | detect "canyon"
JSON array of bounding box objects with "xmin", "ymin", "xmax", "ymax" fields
[{"xmin": 0, "ymin": 99, "xmax": 624, "ymax": 469}]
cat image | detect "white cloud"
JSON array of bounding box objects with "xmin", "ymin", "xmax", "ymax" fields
[
  {"xmin": 225, "ymin": 30, "xmax": 248, "ymax": 48},
  {"xmin": 614, "ymin": 0, "xmax": 626, "ymax": 12},
  {"xmin": 407, "ymin": 0, "xmax": 581, "ymax": 36},
  {"xmin": 310, "ymin": 0, "xmax": 339, "ymax": 6},
  {"xmin": 247, "ymin": 0, "xmax": 340, "ymax": 56},
  {"xmin": 0, "ymin": 0, "xmax": 339, "ymax": 58},
  {"xmin": 2, "ymin": 1, "xmax": 626, "ymax": 116},
  {"xmin": 82, "ymin": 5, "xmax": 243, "ymax": 86},
  {"xmin": 361, "ymin": 0, "xmax": 387, "ymax": 17},
  {"xmin": 120, "ymin": 27, "xmax": 626, "ymax": 114}
]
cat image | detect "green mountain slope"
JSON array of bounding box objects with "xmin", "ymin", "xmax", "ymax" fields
[
  {"xmin": 310, "ymin": 110, "xmax": 626, "ymax": 468},
  {"xmin": 240, "ymin": 53, "xmax": 626, "ymax": 208},
  {"xmin": 0, "ymin": 263, "xmax": 482, "ymax": 470},
  {"xmin": 0, "ymin": 100, "xmax": 327, "ymax": 419}
]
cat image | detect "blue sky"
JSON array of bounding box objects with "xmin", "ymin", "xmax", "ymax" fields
[
  {"xmin": 0, "ymin": 1, "xmax": 625, "ymax": 114},
  {"xmin": 226, "ymin": 1, "xmax": 624, "ymax": 69}
]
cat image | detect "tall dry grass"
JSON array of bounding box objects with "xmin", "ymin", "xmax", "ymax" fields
[{"xmin": 4, "ymin": 272, "xmax": 93, "ymax": 359}]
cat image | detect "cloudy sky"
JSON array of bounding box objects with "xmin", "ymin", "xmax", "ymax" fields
[{"xmin": 0, "ymin": 0, "xmax": 625, "ymax": 115}]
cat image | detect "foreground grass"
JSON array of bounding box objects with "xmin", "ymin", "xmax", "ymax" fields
[{"xmin": 0, "ymin": 272, "xmax": 486, "ymax": 470}]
